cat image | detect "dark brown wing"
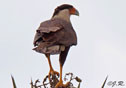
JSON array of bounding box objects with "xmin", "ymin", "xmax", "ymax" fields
[
  {"xmin": 33, "ymin": 18, "xmax": 77, "ymax": 46},
  {"xmin": 33, "ymin": 18, "xmax": 77, "ymax": 54},
  {"xmin": 33, "ymin": 19, "xmax": 64, "ymax": 46}
]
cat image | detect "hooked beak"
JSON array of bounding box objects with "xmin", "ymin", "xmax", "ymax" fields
[
  {"xmin": 70, "ymin": 7, "xmax": 79, "ymax": 16},
  {"xmin": 75, "ymin": 9, "xmax": 79, "ymax": 16}
]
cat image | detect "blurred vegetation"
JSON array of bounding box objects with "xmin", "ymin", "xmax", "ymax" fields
[
  {"xmin": 11, "ymin": 73, "xmax": 108, "ymax": 88},
  {"xmin": 11, "ymin": 72, "xmax": 82, "ymax": 88},
  {"xmin": 30, "ymin": 72, "xmax": 82, "ymax": 88}
]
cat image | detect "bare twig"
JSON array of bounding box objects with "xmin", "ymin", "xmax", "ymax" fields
[
  {"xmin": 30, "ymin": 72, "xmax": 82, "ymax": 88},
  {"xmin": 101, "ymin": 76, "xmax": 108, "ymax": 88},
  {"xmin": 11, "ymin": 75, "xmax": 17, "ymax": 88}
]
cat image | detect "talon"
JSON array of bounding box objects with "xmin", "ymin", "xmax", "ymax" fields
[
  {"xmin": 48, "ymin": 69, "xmax": 59, "ymax": 81},
  {"xmin": 55, "ymin": 80, "xmax": 70, "ymax": 88}
]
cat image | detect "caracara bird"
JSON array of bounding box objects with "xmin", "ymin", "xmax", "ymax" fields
[{"xmin": 33, "ymin": 4, "xmax": 79, "ymax": 88}]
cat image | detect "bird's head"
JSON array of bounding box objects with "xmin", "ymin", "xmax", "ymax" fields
[{"xmin": 52, "ymin": 4, "xmax": 79, "ymax": 21}]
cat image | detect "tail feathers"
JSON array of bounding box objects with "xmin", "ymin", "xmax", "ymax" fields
[{"xmin": 33, "ymin": 45, "xmax": 62, "ymax": 55}]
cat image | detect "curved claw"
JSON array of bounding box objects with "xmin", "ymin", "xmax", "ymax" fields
[
  {"xmin": 48, "ymin": 70, "xmax": 59, "ymax": 81},
  {"xmin": 55, "ymin": 81, "xmax": 70, "ymax": 88}
]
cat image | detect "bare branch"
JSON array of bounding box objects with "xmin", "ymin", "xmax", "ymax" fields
[
  {"xmin": 101, "ymin": 76, "xmax": 108, "ymax": 88},
  {"xmin": 11, "ymin": 75, "xmax": 17, "ymax": 88},
  {"xmin": 30, "ymin": 72, "xmax": 82, "ymax": 88}
]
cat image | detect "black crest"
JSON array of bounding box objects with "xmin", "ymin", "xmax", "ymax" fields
[{"xmin": 52, "ymin": 4, "xmax": 73, "ymax": 17}]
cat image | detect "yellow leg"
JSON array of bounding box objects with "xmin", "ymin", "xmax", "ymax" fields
[
  {"xmin": 45, "ymin": 54, "xmax": 59, "ymax": 81},
  {"xmin": 55, "ymin": 63, "xmax": 70, "ymax": 88}
]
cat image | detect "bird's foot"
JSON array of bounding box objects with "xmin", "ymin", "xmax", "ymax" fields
[
  {"xmin": 48, "ymin": 69, "xmax": 59, "ymax": 80},
  {"xmin": 55, "ymin": 80, "xmax": 70, "ymax": 88}
]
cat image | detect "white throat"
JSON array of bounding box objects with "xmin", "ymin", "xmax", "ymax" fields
[{"xmin": 52, "ymin": 9, "xmax": 71, "ymax": 22}]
